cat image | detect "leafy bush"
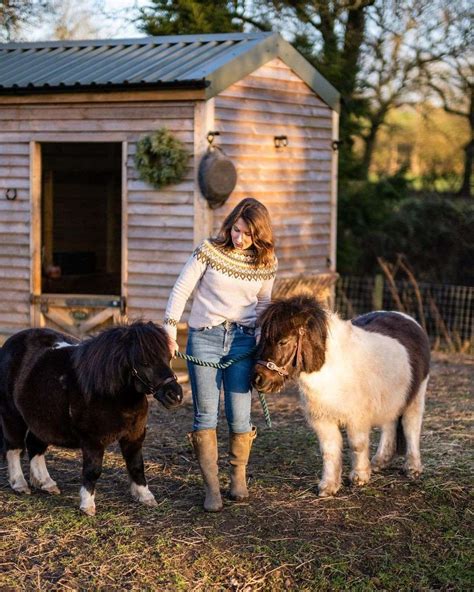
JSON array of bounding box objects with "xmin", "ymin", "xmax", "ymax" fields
[{"xmin": 337, "ymin": 177, "xmax": 474, "ymax": 285}]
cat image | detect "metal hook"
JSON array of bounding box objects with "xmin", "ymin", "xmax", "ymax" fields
[{"xmin": 207, "ymin": 131, "xmax": 220, "ymax": 145}]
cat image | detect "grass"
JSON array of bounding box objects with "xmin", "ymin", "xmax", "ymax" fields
[{"xmin": 1, "ymin": 353, "xmax": 473, "ymax": 591}]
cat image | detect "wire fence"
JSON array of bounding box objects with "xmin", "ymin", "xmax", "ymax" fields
[{"xmin": 335, "ymin": 275, "xmax": 473, "ymax": 353}]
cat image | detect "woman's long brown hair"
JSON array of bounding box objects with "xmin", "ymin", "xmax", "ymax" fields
[{"xmin": 213, "ymin": 198, "xmax": 275, "ymax": 267}]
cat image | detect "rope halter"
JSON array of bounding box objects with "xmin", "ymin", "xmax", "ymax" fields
[
  {"xmin": 255, "ymin": 327, "xmax": 305, "ymax": 381},
  {"xmin": 131, "ymin": 367, "xmax": 178, "ymax": 395}
]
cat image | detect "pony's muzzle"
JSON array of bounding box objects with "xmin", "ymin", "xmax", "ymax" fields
[
  {"xmin": 154, "ymin": 381, "xmax": 183, "ymax": 409},
  {"xmin": 251, "ymin": 367, "xmax": 283, "ymax": 394}
]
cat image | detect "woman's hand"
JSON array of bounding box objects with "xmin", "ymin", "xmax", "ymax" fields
[{"xmin": 168, "ymin": 338, "xmax": 179, "ymax": 358}]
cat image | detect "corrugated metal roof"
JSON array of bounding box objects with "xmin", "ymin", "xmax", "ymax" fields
[{"xmin": 0, "ymin": 33, "xmax": 340, "ymax": 110}]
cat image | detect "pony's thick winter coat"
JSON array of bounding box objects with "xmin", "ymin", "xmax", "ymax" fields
[{"xmin": 254, "ymin": 297, "xmax": 430, "ymax": 497}]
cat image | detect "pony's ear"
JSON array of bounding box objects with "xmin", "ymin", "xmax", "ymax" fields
[{"xmin": 301, "ymin": 317, "xmax": 327, "ymax": 373}]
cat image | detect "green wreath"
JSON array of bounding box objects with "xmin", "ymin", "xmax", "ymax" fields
[{"xmin": 134, "ymin": 128, "xmax": 190, "ymax": 189}]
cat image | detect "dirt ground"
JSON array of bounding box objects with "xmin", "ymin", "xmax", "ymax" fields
[{"xmin": 0, "ymin": 353, "xmax": 472, "ymax": 591}]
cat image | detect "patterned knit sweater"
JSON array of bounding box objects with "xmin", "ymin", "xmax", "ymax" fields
[{"xmin": 163, "ymin": 239, "xmax": 277, "ymax": 341}]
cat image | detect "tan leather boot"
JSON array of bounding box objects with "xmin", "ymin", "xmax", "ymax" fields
[
  {"xmin": 229, "ymin": 427, "xmax": 257, "ymax": 501},
  {"xmin": 188, "ymin": 429, "xmax": 223, "ymax": 512}
]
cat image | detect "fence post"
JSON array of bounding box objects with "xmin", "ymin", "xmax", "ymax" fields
[{"xmin": 372, "ymin": 274, "xmax": 384, "ymax": 310}]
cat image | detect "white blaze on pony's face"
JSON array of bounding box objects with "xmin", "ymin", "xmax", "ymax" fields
[{"xmin": 231, "ymin": 217, "xmax": 253, "ymax": 250}]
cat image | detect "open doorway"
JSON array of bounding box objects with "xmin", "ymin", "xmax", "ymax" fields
[{"xmin": 41, "ymin": 143, "xmax": 122, "ymax": 295}]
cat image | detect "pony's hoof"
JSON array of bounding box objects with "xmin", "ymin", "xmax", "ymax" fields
[
  {"xmin": 405, "ymin": 465, "xmax": 423, "ymax": 480},
  {"xmin": 80, "ymin": 505, "xmax": 96, "ymax": 517},
  {"xmin": 350, "ymin": 470, "xmax": 371, "ymax": 486},
  {"xmin": 130, "ymin": 483, "xmax": 157, "ymax": 506},
  {"xmin": 142, "ymin": 497, "xmax": 158, "ymax": 507},
  {"xmin": 13, "ymin": 485, "xmax": 31, "ymax": 495},
  {"xmin": 371, "ymin": 456, "xmax": 392, "ymax": 473},
  {"xmin": 204, "ymin": 503, "xmax": 223, "ymax": 512},
  {"xmin": 371, "ymin": 462, "xmax": 386, "ymax": 473},
  {"xmin": 318, "ymin": 482, "xmax": 340, "ymax": 497},
  {"xmin": 31, "ymin": 476, "xmax": 61, "ymax": 495}
]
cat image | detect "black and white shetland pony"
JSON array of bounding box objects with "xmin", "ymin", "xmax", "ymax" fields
[
  {"xmin": 253, "ymin": 295, "xmax": 431, "ymax": 497},
  {"xmin": 0, "ymin": 322, "xmax": 183, "ymax": 515}
]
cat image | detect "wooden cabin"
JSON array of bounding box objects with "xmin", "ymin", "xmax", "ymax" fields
[{"xmin": 0, "ymin": 32, "xmax": 340, "ymax": 341}]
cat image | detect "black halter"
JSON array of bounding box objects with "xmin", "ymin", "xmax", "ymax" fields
[
  {"xmin": 131, "ymin": 368, "xmax": 178, "ymax": 395},
  {"xmin": 255, "ymin": 328, "xmax": 305, "ymax": 380}
]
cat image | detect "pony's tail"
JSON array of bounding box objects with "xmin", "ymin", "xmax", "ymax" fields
[{"xmin": 396, "ymin": 417, "xmax": 406, "ymax": 455}]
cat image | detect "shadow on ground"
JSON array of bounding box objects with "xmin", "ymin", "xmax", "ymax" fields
[{"xmin": 1, "ymin": 353, "xmax": 472, "ymax": 590}]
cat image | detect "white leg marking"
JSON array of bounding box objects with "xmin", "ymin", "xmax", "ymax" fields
[
  {"xmin": 130, "ymin": 482, "xmax": 157, "ymax": 507},
  {"xmin": 80, "ymin": 486, "xmax": 96, "ymax": 516},
  {"xmin": 372, "ymin": 421, "xmax": 397, "ymax": 471},
  {"xmin": 347, "ymin": 426, "xmax": 371, "ymax": 486},
  {"xmin": 30, "ymin": 455, "xmax": 60, "ymax": 494},
  {"xmin": 402, "ymin": 376, "xmax": 429, "ymax": 478},
  {"xmin": 311, "ymin": 420, "xmax": 343, "ymax": 497},
  {"xmin": 7, "ymin": 449, "xmax": 30, "ymax": 494}
]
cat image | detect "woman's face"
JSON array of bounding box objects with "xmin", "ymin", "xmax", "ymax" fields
[{"xmin": 231, "ymin": 217, "xmax": 253, "ymax": 250}]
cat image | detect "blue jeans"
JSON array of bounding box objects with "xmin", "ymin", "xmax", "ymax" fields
[{"xmin": 186, "ymin": 321, "xmax": 256, "ymax": 433}]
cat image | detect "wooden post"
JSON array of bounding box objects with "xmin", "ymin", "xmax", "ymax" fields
[
  {"xmin": 193, "ymin": 99, "xmax": 214, "ymax": 246},
  {"xmin": 329, "ymin": 109, "xmax": 340, "ymax": 310},
  {"xmin": 372, "ymin": 274, "xmax": 384, "ymax": 310},
  {"xmin": 121, "ymin": 141, "xmax": 128, "ymax": 319},
  {"xmin": 30, "ymin": 141, "xmax": 42, "ymax": 327},
  {"xmin": 329, "ymin": 109, "xmax": 339, "ymax": 273}
]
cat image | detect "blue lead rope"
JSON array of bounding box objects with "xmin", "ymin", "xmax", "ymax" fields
[{"xmin": 175, "ymin": 348, "xmax": 272, "ymax": 428}]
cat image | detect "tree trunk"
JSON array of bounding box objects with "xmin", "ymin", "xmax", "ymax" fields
[
  {"xmin": 458, "ymin": 139, "xmax": 473, "ymax": 197},
  {"xmin": 457, "ymin": 87, "xmax": 473, "ymax": 197},
  {"xmin": 360, "ymin": 111, "xmax": 386, "ymax": 179}
]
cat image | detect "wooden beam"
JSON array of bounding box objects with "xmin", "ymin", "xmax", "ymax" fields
[
  {"xmin": 329, "ymin": 109, "xmax": 339, "ymax": 274},
  {"xmin": 121, "ymin": 141, "xmax": 128, "ymax": 317},
  {"xmin": 0, "ymin": 89, "xmax": 205, "ymax": 105},
  {"xmin": 193, "ymin": 99, "xmax": 214, "ymax": 246},
  {"xmin": 29, "ymin": 141, "xmax": 42, "ymax": 327}
]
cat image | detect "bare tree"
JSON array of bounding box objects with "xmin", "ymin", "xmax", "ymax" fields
[
  {"xmin": 0, "ymin": 0, "xmax": 53, "ymax": 41},
  {"xmin": 419, "ymin": 2, "xmax": 473, "ymax": 196},
  {"xmin": 358, "ymin": 0, "xmax": 465, "ymax": 179},
  {"xmin": 45, "ymin": 0, "xmax": 104, "ymax": 40}
]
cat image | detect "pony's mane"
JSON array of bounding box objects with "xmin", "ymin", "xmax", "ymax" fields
[
  {"xmin": 72, "ymin": 321, "xmax": 170, "ymax": 398},
  {"xmin": 259, "ymin": 295, "xmax": 328, "ymax": 340},
  {"xmin": 259, "ymin": 295, "xmax": 329, "ymax": 373}
]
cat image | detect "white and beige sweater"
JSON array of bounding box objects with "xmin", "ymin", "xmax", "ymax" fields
[{"xmin": 163, "ymin": 239, "xmax": 277, "ymax": 341}]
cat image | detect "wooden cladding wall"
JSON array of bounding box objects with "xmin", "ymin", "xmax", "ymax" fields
[
  {"xmin": 126, "ymin": 133, "xmax": 195, "ymax": 322},
  {"xmin": 0, "ymin": 142, "xmax": 30, "ymax": 333},
  {"xmin": 0, "ymin": 101, "xmax": 196, "ymax": 333},
  {"xmin": 213, "ymin": 58, "xmax": 333, "ymax": 276}
]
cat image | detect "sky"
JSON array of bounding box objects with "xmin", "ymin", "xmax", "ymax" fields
[
  {"xmin": 27, "ymin": 0, "xmax": 149, "ymax": 42},
  {"xmin": 100, "ymin": 0, "xmax": 146, "ymax": 38}
]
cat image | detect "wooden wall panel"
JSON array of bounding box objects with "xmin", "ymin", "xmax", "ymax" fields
[
  {"xmin": 0, "ymin": 143, "xmax": 31, "ymax": 337},
  {"xmin": 0, "ymin": 100, "xmax": 196, "ymax": 334},
  {"xmin": 214, "ymin": 58, "xmax": 334, "ymax": 276}
]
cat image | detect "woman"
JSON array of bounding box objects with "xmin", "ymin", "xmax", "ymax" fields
[{"xmin": 163, "ymin": 198, "xmax": 277, "ymax": 512}]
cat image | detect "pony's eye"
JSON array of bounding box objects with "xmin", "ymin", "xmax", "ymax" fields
[{"xmin": 278, "ymin": 339, "xmax": 289, "ymax": 346}]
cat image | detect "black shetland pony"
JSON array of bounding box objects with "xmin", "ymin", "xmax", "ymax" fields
[{"xmin": 0, "ymin": 321, "xmax": 183, "ymax": 516}]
